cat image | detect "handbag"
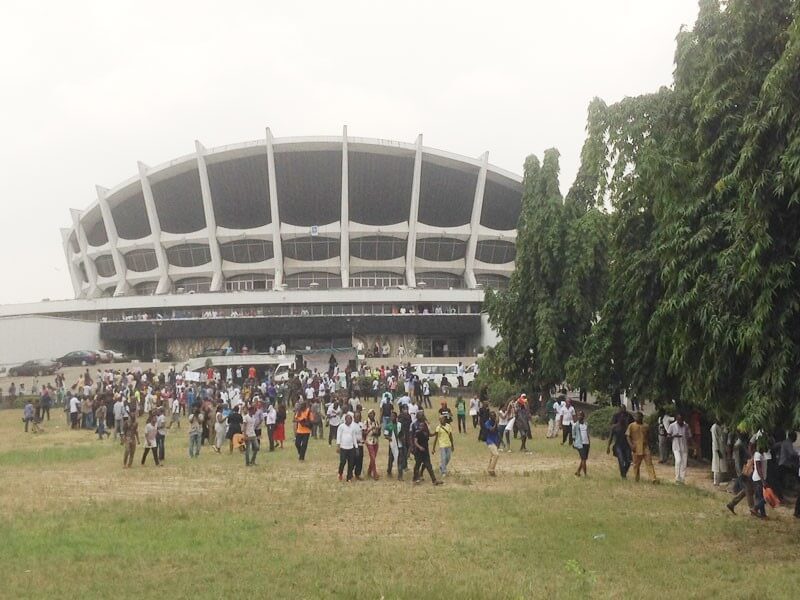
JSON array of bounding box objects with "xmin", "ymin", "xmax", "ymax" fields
[{"xmin": 763, "ymin": 485, "xmax": 780, "ymax": 508}]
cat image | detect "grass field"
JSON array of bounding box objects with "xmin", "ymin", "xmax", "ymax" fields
[{"xmin": 0, "ymin": 405, "xmax": 796, "ymax": 600}]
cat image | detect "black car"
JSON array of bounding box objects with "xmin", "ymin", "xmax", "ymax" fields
[
  {"xmin": 56, "ymin": 351, "xmax": 98, "ymax": 366},
  {"xmin": 8, "ymin": 359, "xmax": 61, "ymax": 377}
]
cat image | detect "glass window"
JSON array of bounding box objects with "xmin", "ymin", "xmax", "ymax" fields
[
  {"xmin": 349, "ymin": 271, "xmax": 404, "ymax": 288},
  {"xmin": 94, "ymin": 255, "xmax": 116, "ymax": 278},
  {"xmin": 166, "ymin": 244, "xmax": 211, "ymax": 267},
  {"xmin": 475, "ymin": 240, "xmax": 516, "ymax": 264},
  {"xmin": 350, "ymin": 236, "xmax": 407, "ymax": 260},
  {"xmin": 124, "ymin": 249, "xmax": 159, "ymax": 272},
  {"xmin": 225, "ymin": 274, "xmax": 273, "ymax": 292},
  {"xmin": 415, "ymin": 238, "xmax": 467, "ymax": 261},
  {"xmin": 173, "ymin": 277, "xmax": 212, "ymax": 294},
  {"xmin": 284, "ymin": 272, "xmax": 342, "ymax": 289},
  {"xmin": 475, "ymin": 273, "xmax": 510, "ymax": 290},
  {"xmin": 282, "ymin": 237, "xmax": 340, "ymax": 261},
  {"xmin": 220, "ymin": 239, "xmax": 274, "ymax": 263},
  {"xmin": 416, "ymin": 272, "xmax": 464, "ymax": 289},
  {"xmin": 134, "ymin": 281, "xmax": 158, "ymax": 296}
]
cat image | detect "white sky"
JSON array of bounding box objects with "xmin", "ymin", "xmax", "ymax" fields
[{"xmin": 0, "ymin": 0, "xmax": 699, "ymax": 305}]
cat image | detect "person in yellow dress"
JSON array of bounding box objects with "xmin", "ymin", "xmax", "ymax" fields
[{"xmin": 626, "ymin": 412, "xmax": 658, "ymax": 483}]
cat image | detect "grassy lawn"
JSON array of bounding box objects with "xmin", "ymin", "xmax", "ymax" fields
[{"xmin": 0, "ymin": 404, "xmax": 796, "ymax": 599}]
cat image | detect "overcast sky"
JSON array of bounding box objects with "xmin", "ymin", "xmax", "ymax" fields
[{"xmin": 0, "ymin": 0, "xmax": 699, "ymax": 305}]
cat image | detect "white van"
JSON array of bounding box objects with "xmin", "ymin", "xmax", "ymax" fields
[
  {"xmin": 412, "ymin": 363, "xmax": 476, "ymax": 388},
  {"xmin": 272, "ymin": 362, "xmax": 296, "ymax": 383}
]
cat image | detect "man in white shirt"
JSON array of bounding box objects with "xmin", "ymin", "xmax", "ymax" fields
[
  {"xmin": 408, "ymin": 399, "xmax": 419, "ymax": 425},
  {"xmin": 326, "ymin": 401, "xmax": 341, "ymax": 446},
  {"xmin": 169, "ymin": 396, "xmax": 181, "ymax": 429},
  {"xmin": 265, "ymin": 403, "xmax": 277, "ymax": 451},
  {"xmin": 336, "ymin": 413, "xmax": 359, "ymax": 481},
  {"xmin": 560, "ymin": 399, "xmax": 576, "ymax": 446},
  {"xmin": 243, "ymin": 405, "xmax": 259, "ymax": 466},
  {"xmin": 752, "ymin": 444, "xmax": 770, "ymax": 518},
  {"xmin": 113, "ymin": 396, "xmax": 125, "ymax": 440},
  {"xmin": 666, "ymin": 413, "xmax": 692, "ymax": 483},
  {"xmin": 156, "ymin": 408, "xmax": 167, "ymax": 462},
  {"xmin": 69, "ymin": 394, "xmax": 80, "ymax": 429}
]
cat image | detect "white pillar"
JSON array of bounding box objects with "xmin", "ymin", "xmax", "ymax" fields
[
  {"xmin": 96, "ymin": 185, "xmax": 130, "ymax": 296},
  {"xmin": 340, "ymin": 125, "xmax": 350, "ymax": 288},
  {"xmin": 60, "ymin": 227, "xmax": 83, "ymax": 297},
  {"xmin": 195, "ymin": 141, "xmax": 225, "ymax": 292},
  {"xmin": 265, "ymin": 128, "xmax": 284, "ymax": 288},
  {"xmin": 137, "ymin": 162, "xmax": 171, "ymax": 294},
  {"xmin": 70, "ymin": 208, "xmax": 100, "ymax": 297},
  {"xmin": 405, "ymin": 134, "xmax": 423, "ymax": 287},
  {"xmin": 465, "ymin": 152, "xmax": 489, "ymax": 288}
]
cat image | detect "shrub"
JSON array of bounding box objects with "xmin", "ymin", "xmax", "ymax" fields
[
  {"xmin": 586, "ymin": 405, "xmax": 617, "ymax": 440},
  {"xmin": 485, "ymin": 379, "xmax": 517, "ymax": 408}
]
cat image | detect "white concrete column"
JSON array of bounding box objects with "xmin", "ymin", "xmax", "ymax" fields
[
  {"xmin": 405, "ymin": 134, "xmax": 423, "ymax": 287},
  {"xmin": 465, "ymin": 152, "xmax": 489, "ymax": 288},
  {"xmin": 265, "ymin": 128, "xmax": 284, "ymax": 288},
  {"xmin": 137, "ymin": 162, "xmax": 171, "ymax": 294},
  {"xmin": 195, "ymin": 141, "xmax": 225, "ymax": 292},
  {"xmin": 60, "ymin": 227, "xmax": 83, "ymax": 297},
  {"xmin": 340, "ymin": 125, "xmax": 350, "ymax": 288},
  {"xmin": 96, "ymin": 185, "xmax": 130, "ymax": 296},
  {"xmin": 70, "ymin": 208, "xmax": 100, "ymax": 297}
]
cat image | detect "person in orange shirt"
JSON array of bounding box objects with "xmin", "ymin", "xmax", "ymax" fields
[{"xmin": 293, "ymin": 400, "xmax": 312, "ymax": 461}]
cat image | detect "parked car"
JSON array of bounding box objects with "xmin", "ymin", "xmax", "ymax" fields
[
  {"xmin": 196, "ymin": 347, "xmax": 227, "ymax": 358},
  {"xmin": 94, "ymin": 350, "xmax": 113, "ymax": 363},
  {"xmin": 8, "ymin": 359, "xmax": 62, "ymax": 377},
  {"xmin": 412, "ymin": 363, "xmax": 477, "ymax": 388},
  {"xmin": 56, "ymin": 351, "xmax": 98, "ymax": 366},
  {"xmin": 102, "ymin": 349, "xmax": 128, "ymax": 362}
]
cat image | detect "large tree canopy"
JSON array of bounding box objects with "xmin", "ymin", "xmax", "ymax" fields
[{"xmin": 490, "ymin": 0, "xmax": 800, "ymax": 427}]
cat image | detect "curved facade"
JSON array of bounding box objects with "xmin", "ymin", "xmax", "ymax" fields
[{"xmin": 62, "ymin": 129, "xmax": 521, "ymax": 299}]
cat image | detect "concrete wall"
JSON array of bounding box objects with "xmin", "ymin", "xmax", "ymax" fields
[{"xmin": 0, "ymin": 316, "xmax": 101, "ymax": 367}]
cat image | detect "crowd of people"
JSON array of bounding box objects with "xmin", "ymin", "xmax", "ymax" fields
[{"xmin": 13, "ymin": 360, "xmax": 800, "ymax": 519}]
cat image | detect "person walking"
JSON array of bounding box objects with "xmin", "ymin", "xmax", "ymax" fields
[
  {"xmin": 95, "ymin": 401, "xmax": 108, "ymax": 440},
  {"xmin": 155, "ymin": 407, "xmax": 166, "ymax": 461},
  {"xmin": 545, "ymin": 396, "xmax": 557, "ymax": 438},
  {"xmin": 751, "ymin": 439, "xmax": 770, "ymax": 519},
  {"xmin": 326, "ymin": 401, "xmax": 341, "ymax": 446},
  {"xmin": 396, "ymin": 404, "xmax": 411, "ymax": 481},
  {"xmin": 336, "ymin": 413, "xmax": 359, "ymax": 482},
  {"xmin": 572, "ymin": 411, "xmax": 590, "ymax": 477},
  {"xmin": 455, "ymin": 396, "xmax": 467, "ymax": 434},
  {"xmin": 666, "ymin": 413, "xmax": 692, "ymax": 484},
  {"xmin": 560, "ymin": 399, "xmax": 576, "ymax": 446},
  {"xmin": 485, "ymin": 410, "xmax": 500, "ymax": 476},
  {"xmin": 432, "ymin": 414, "xmax": 454, "ymax": 477},
  {"xmin": 657, "ymin": 408, "xmax": 675, "ymax": 464},
  {"xmin": 606, "ymin": 414, "xmax": 631, "ymax": 479},
  {"xmin": 711, "ymin": 418, "xmax": 728, "ymax": 486},
  {"xmin": 141, "ymin": 415, "xmax": 160, "ymax": 466},
  {"xmin": 226, "ymin": 406, "xmax": 243, "ymax": 454},
  {"xmin": 122, "ymin": 415, "xmax": 139, "ymax": 468},
  {"xmin": 364, "ymin": 409, "xmax": 381, "ymax": 480},
  {"xmin": 516, "ymin": 398, "xmax": 531, "ymax": 453},
  {"xmin": 168, "ymin": 394, "xmax": 181, "ymax": 430},
  {"xmin": 412, "ymin": 413, "xmax": 442, "ymax": 485},
  {"xmin": 243, "ymin": 405, "xmax": 259, "ymax": 466},
  {"xmin": 213, "ymin": 407, "xmax": 226, "ymax": 453},
  {"xmin": 293, "ymin": 400, "xmax": 312, "ymax": 461},
  {"xmin": 274, "ymin": 402, "xmax": 286, "ymax": 449},
  {"xmin": 626, "ymin": 412, "xmax": 657, "ymax": 483},
  {"xmin": 353, "ymin": 411, "xmax": 365, "ymax": 480},
  {"xmin": 265, "ymin": 402, "xmax": 277, "ymax": 451},
  {"xmin": 727, "ymin": 434, "xmax": 754, "ymax": 514},
  {"xmin": 188, "ymin": 407, "xmax": 203, "ymax": 458},
  {"xmin": 469, "ymin": 396, "xmax": 479, "ymax": 429}
]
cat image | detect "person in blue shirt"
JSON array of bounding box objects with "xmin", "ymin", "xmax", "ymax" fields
[{"xmin": 485, "ymin": 411, "xmax": 500, "ymax": 476}]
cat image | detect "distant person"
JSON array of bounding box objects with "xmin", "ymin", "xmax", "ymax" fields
[
  {"xmin": 710, "ymin": 418, "xmax": 728, "ymax": 486},
  {"xmin": 335, "ymin": 413, "xmax": 359, "ymax": 482},
  {"xmin": 122, "ymin": 415, "xmax": 139, "ymax": 468},
  {"xmin": 432, "ymin": 414, "xmax": 454, "ymax": 477},
  {"xmin": 657, "ymin": 408, "xmax": 674, "ymax": 464},
  {"xmin": 412, "ymin": 413, "xmax": 442, "ymax": 486},
  {"xmin": 485, "ymin": 410, "xmax": 500, "ymax": 476},
  {"xmin": 666, "ymin": 413, "xmax": 692, "ymax": 484},
  {"xmin": 455, "ymin": 396, "xmax": 467, "ymax": 434},
  {"xmin": 726, "ymin": 433, "xmax": 754, "ymax": 514},
  {"xmin": 293, "ymin": 401, "xmax": 312, "ymax": 461},
  {"xmin": 141, "ymin": 415, "xmax": 161, "ymax": 466},
  {"xmin": 572, "ymin": 410, "xmax": 590, "ymax": 477},
  {"xmin": 625, "ymin": 412, "xmax": 657, "ymax": 483},
  {"xmin": 560, "ymin": 399, "xmax": 576, "ymax": 446}
]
